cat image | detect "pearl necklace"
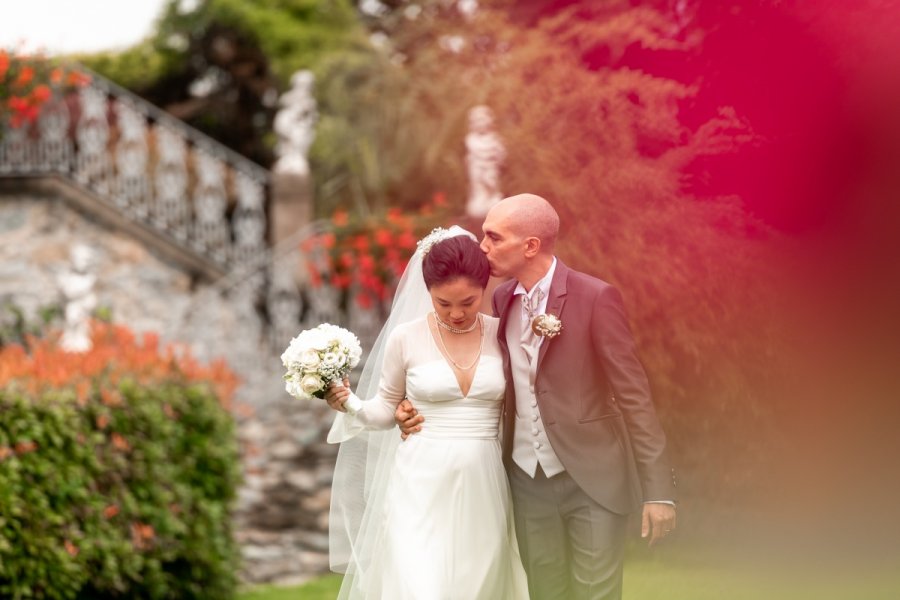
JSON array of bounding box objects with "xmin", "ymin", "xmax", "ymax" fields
[
  {"xmin": 433, "ymin": 313, "xmax": 484, "ymax": 371},
  {"xmin": 433, "ymin": 312, "xmax": 479, "ymax": 334}
]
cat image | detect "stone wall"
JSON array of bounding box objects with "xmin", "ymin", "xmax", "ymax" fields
[{"xmin": 0, "ymin": 184, "xmax": 338, "ymax": 585}]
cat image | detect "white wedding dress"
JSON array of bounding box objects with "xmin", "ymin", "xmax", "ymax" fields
[{"xmin": 328, "ymin": 315, "xmax": 529, "ymax": 600}]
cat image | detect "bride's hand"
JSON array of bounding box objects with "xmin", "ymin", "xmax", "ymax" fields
[
  {"xmin": 325, "ymin": 378, "xmax": 351, "ymax": 412},
  {"xmin": 395, "ymin": 398, "xmax": 424, "ymax": 440}
]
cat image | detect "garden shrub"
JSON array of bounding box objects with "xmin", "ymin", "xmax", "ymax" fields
[{"xmin": 0, "ymin": 323, "xmax": 241, "ymax": 599}]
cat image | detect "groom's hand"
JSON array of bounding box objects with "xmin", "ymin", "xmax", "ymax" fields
[
  {"xmin": 642, "ymin": 503, "xmax": 676, "ymax": 547},
  {"xmin": 395, "ymin": 398, "xmax": 423, "ymax": 440}
]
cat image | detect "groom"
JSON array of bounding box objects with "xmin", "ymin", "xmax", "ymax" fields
[{"xmin": 399, "ymin": 194, "xmax": 677, "ymax": 599}]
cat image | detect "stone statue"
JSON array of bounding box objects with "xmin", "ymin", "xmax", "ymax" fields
[
  {"xmin": 273, "ymin": 70, "xmax": 318, "ymax": 176},
  {"xmin": 465, "ymin": 105, "xmax": 506, "ymax": 219},
  {"xmin": 58, "ymin": 243, "xmax": 98, "ymax": 352}
]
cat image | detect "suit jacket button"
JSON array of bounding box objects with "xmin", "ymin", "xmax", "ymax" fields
[{"xmin": 533, "ymin": 441, "xmax": 541, "ymax": 449}]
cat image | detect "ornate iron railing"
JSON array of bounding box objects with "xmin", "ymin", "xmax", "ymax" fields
[
  {"xmin": 0, "ymin": 67, "xmax": 387, "ymax": 360},
  {"xmin": 0, "ymin": 67, "xmax": 268, "ymax": 276}
]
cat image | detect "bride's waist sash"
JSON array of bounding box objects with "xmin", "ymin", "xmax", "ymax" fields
[{"xmin": 412, "ymin": 402, "xmax": 500, "ymax": 440}]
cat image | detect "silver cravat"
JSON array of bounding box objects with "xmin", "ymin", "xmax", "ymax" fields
[{"xmin": 520, "ymin": 288, "xmax": 544, "ymax": 363}]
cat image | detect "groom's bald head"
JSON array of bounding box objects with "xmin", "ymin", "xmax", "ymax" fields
[{"xmin": 491, "ymin": 194, "xmax": 559, "ymax": 254}]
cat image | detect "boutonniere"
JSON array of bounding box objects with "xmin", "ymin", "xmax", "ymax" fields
[{"xmin": 531, "ymin": 313, "xmax": 563, "ymax": 338}]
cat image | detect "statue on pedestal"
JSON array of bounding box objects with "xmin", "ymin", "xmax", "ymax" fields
[
  {"xmin": 58, "ymin": 243, "xmax": 97, "ymax": 353},
  {"xmin": 465, "ymin": 105, "xmax": 506, "ymax": 219},
  {"xmin": 273, "ymin": 70, "xmax": 318, "ymax": 177}
]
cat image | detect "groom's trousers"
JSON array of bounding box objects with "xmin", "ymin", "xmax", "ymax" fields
[{"xmin": 509, "ymin": 463, "xmax": 627, "ymax": 600}]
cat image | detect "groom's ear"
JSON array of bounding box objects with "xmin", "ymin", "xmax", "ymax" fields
[{"xmin": 523, "ymin": 236, "xmax": 541, "ymax": 258}]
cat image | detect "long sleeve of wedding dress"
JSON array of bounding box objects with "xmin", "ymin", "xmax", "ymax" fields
[{"xmin": 326, "ymin": 329, "xmax": 406, "ymax": 443}]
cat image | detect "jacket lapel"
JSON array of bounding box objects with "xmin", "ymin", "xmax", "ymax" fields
[
  {"xmin": 536, "ymin": 259, "xmax": 569, "ymax": 372},
  {"xmin": 494, "ymin": 279, "xmax": 517, "ymax": 349}
]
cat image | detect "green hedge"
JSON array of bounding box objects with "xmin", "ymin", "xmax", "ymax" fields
[{"xmin": 0, "ymin": 380, "xmax": 240, "ymax": 599}]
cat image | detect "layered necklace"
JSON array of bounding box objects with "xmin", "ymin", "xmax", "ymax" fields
[
  {"xmin": 433, "ymin": 312, "xmax": 480, "ymax": 334},
  {"xmin": 432, "ymin": 312, "xmax": 484, "ymax": 371}
]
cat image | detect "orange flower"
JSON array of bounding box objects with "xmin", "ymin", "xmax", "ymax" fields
[
  {"xmin": 14, "ymin": 440, "xmax": 37, "ymax": 455},
  {"xmin": 75, "ymin": 380, "xmax": 91, "ymax": 406},
  {"xmin": 49, "ymin": 67, "xmax": 63, "ymax": 84},
  {"xmin": 65, "ymin": 71, "xmax": 91, "ymax": 87},
  {"xmin": 386, "ymin": 207, "xmax": 404, "ymax": 224},
  {"xmin": 100, "ymin": 389, "xmax": 122, "ymax": 407},
  {"xmin": 0, "ymin": 447, "xmax": 11, "ymax": 461},
  {"xmin": 64, "ymin": 540, "xmax": 79, "ymax": 557},
  {"xmin": 130, "ymin": 522, "xmax": 156, "ymax": 549},
  {"xmin": 96, "ymin": 414, "xmax": 110, "ymax": 430},
  {"xmin": 15, "ymin": 66, "xmax": 33, "ymax": 87},
  {"xmin": 111, "ymin": 433, "xmax": 130, "ymax": 451},
  {"xmin": 31, "ymin": 84, "xmax": 51, "ymax": 104},
  {"xmin": 332, "ymin": 210, "xmax": 349, "ymax": 227},
  {"xmin": 103, "ymin": 504, "xmax": 120, "ymax": 518}
]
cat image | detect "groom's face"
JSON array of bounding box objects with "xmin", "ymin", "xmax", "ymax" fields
[{"xmin": 481, "ymin": 207, "xmax": 526, "ymax": 279}]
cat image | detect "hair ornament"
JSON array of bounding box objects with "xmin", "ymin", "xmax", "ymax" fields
[{"xmin": 415, "ymin": 227, "xmax": 456, "ymax": 257}]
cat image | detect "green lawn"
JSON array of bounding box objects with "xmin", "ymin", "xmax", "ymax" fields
[{"xmin": 238, "ymin": 559, "xmax": 900, "ymax": 600}]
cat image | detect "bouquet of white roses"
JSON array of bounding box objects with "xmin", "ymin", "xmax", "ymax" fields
[{"xmin": 281, "ymin": 323, "xmax": 364, "ymax": 413}]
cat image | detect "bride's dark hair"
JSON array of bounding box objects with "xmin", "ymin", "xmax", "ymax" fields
[{"xmin": 422, "ymin": 236, "xmax": 490, "ymax": 290}]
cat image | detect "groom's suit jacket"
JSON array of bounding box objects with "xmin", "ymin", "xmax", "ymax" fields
[{"xmin": 493, "ymin": 259, "xmax": 677, "ymax": 515}]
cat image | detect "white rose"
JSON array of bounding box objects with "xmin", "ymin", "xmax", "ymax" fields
[
  {"xmin": 307, "ymin": 330, "xmax": 330, "ymax": 351},
  {"xmin": 300, "ymin": 374, "xmax": 324, "ymax": 395},
  {"xmin": 299, "ymin": 349, "xmax": 321, "ymax": 369},
  {"xmin": 321, "ymin": 352, "xmax": 341, "ymax": 367},
  {"xmin": 285, "ymin": 376, "xmax": 304, "ymax": 399}
]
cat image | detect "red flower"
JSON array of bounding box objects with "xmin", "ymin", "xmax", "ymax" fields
[
  {"xmin": 352, "ymin": 235, "xmax": 370, "ymax": 252},
  {"xmin": 306, "ymin": 264, "xmax": 323, "ymax": 287},
  {"xmin": 358, "ymin": 254, "xmax": 375, "ymax": 272},
  {"xmin": 331, "ymin": 273, "xmax": 351, "ymax": 290},
  {"xmin": 0, "ymin": 51, "xmax": 9, "ymax": 79},
  {"xmin": 396, "ymin": 230, "xmax": 417, "ymax": 250},
  {"xmin": 374, "ymin": 227, "xmax": 393, "ymax": 248},
  {"xmin": 103, "ymin": 504, "xmax": 120, "ymax": 518},
  {"xmin": 356, "ymin": 292, "xmax": 373, "ymax": 309},
  {"xmin": 432, "ymin": 192, "xmax": 447, "ymax": 207}
]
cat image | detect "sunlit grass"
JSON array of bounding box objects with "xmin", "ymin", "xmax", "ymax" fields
[{"xmin": 237, "ymin": 559, "xmax": 900, "ymax": 600}]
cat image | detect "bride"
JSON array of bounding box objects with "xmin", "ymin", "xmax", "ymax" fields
[{"xmin": 324, "ymin": 227, "xmax": 528, "ymax": 599}]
